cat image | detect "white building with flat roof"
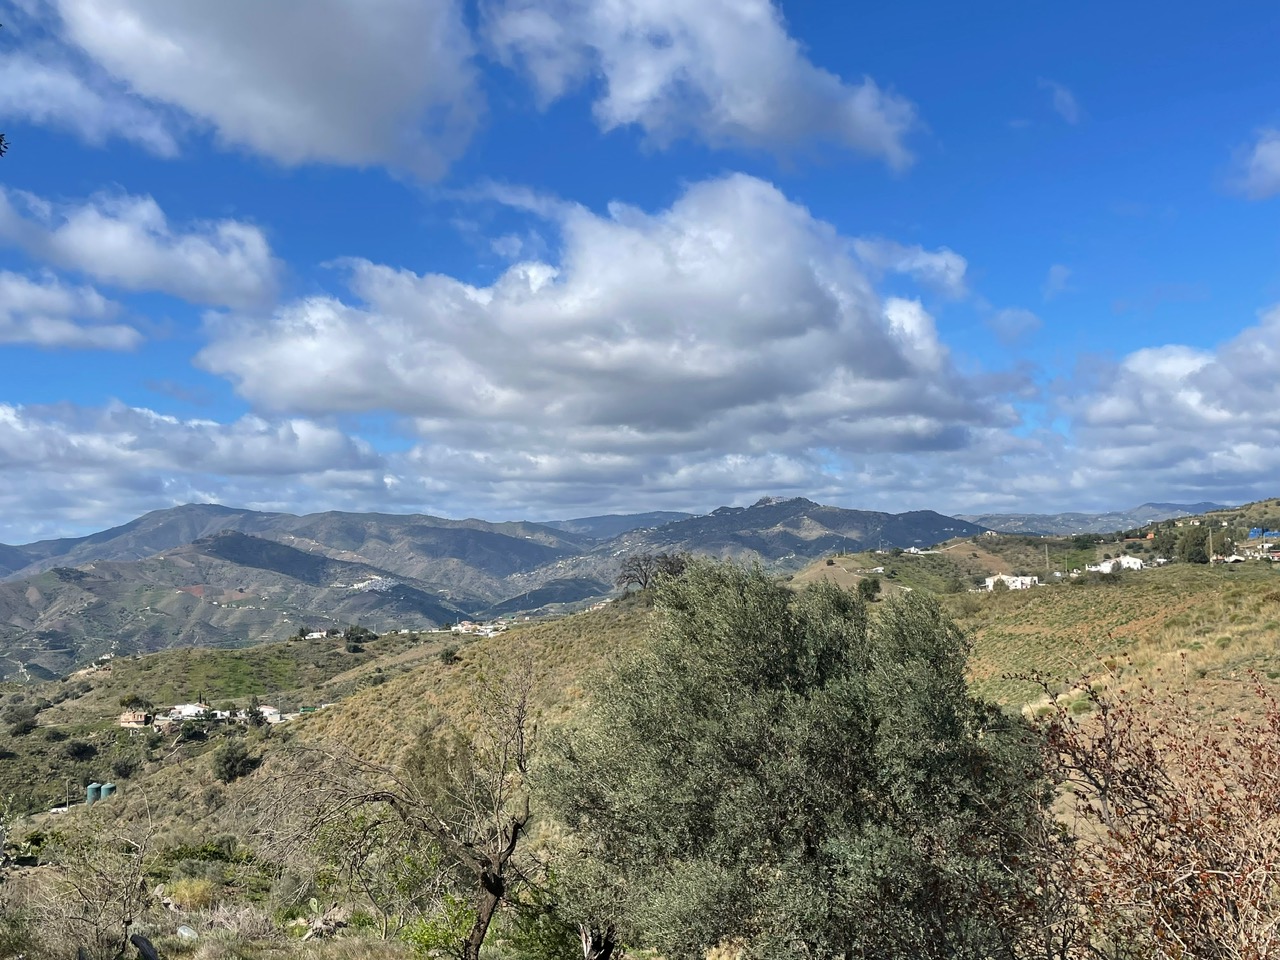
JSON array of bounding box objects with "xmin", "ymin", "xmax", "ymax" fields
[{"xmin": 984, "ymin": 574, "xmax": 1039, "ymax": 591}]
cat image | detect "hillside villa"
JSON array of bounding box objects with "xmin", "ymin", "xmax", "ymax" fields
[
  {"xmin": 1086, "ymin": 556, "xmax": 1144, "ymax": 574},
  {"xmin": 983, "ymin": 574, "xmax": 1039, "ymax": 591}
]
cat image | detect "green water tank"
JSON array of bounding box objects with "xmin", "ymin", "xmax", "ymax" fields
[
  {"xmin": 85, "ymin": 782, "xmax": 102, "ymax": 806},
  {"xmin": 100, "ymin": 782, "xmax": 117, "ymax": 800}
]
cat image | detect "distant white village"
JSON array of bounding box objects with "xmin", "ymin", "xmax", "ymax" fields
[
  {"xmin": 976, "ymin": 521, "xmax": 1277, "ymax": 592},
  {"xmin": 118, "ymin": 701, "xmax": 310, "ymax": 730},
  {"xmin": 114, "ymin": 618, "xmax": 521, "ymax": 731}
]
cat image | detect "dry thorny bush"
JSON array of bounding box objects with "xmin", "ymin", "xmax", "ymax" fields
[{"xmin": 1034, "ymin": 661, "xmax": 1280, "ymax": 959}]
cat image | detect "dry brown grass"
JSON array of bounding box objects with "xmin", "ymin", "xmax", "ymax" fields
[
  {"xmin": 299, "ymin": 600, "xmax": 654, "ymax": 766},
  {"xmin": 952, "ymin": 563, "xmax": 1280, "ymax": 716}
]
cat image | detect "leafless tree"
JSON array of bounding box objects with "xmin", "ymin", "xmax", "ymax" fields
[
  {"xmin": 259, "ymin": 659, "xmax": 538, "ymax": 960},
  {"xmin": 615, "ymin": 552, "xmax": 688, "ymax": 592},
  {"xmin": 615, "ymin": 553, "xmax": 658, "ymax": 592},
  {"xmin": 23, "ymin": 803, "xmax": 158, "ymax": 960}
]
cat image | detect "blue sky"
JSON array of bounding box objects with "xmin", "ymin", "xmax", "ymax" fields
[{"xmin": 1, "ymin": 0, "xmax": 1280, "ymax": 541}]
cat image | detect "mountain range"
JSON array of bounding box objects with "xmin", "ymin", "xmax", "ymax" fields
[
  {"xmin": 0, "ymin": 496, "xmax": 1232, "ymax": 681},
  {"xmin": 955, "ymin": 502, "xmax": 1229, "ymax": 536},
  {"xmin": 0, "ymin": 497, "xmax": 986, "ymax": 680}
]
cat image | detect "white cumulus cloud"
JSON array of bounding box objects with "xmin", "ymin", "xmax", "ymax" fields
[
  {"xmin": 0, "ymin": 401, "xmax": 390, "ymax": 541},
  {"xmin": 0, "ymin": 271, "xmax": 140, "ymax": 349},
  {"xmin": 49, "ymin": 0, "xmax": 481, "ymax": 177},
  {"xmin": 0, "ymin": 187, "xmax": 279, "ymax": 308},
  {"xmin": 1232, "ymin": 128, "xmax": 1280, "ymax": 200},
  {"xmin": 1064, "ymin": 305, "xmax": 1280, "ymax": 497},
  {"xmin": 197, "ymin": 174, "xmax": 1013, "ymax": 513},
  {"xmin": 484, "ymin": 0, "xmax": 917, "ymax": 167},
  {"xmin": 852, "ymin": 238, "xmax": 968, "ymax": 298},
  {"xmin": 0, "ymin": 50, "xmax": 178, "ymax": 155}
]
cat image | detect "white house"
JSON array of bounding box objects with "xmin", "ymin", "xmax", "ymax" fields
[
  {"xmin": 984, "ymin": 574, "xmax": 1039, "ymax": 591},
  {"xmin": 169, "ymin": 703, "xmax": 211, "ymax": 720},
  {"xmin": 1086, "ymin": 556, "xmax": 1143, "ymax": 574}
]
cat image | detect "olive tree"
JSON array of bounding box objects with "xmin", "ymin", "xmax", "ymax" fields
[{"xmin": 542, "ymin": 560, "xmax": 1058, "ymax": 959}]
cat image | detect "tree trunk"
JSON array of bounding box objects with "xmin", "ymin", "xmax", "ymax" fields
[
  {"xmin": 580, "ymin": 922, "xmax": 622, "ymax": 960},
  {"xmin": 461, "ymin": 873, "xmax": 504, "ymax": 960}
]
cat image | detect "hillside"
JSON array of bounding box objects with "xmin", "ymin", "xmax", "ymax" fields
[
  {"xmin": 0, "ymin": 533, "xmax": 475, "ymax": 680},
  {"xmin": 957, "ymin": 501, "xmax": 1229, "ymax": 535},
  {"xmin": 3, "ymin": 558, "xmax": 1279, "ymax": 960},
  {"xmin": 604, "ymin": 497, "xmax": 985, "ymax": 560},
  {"xmin": 1195, "ymin": 497, "xmax": 1280, "ymax": 530},
  {"xmin": 8, "ymin": 555, "xmax": 1279, "ymax": 819},
  {"xmin": 0, "ymin": 499, "xmax": 990, "ymax": 678},
  {"xmin": 791, "ymin": 544, "xmax": 1280, "ymax": 713},
  {"xmin": 0, "ymin": 504, "xmax": 590, "ymax": 587},
  {"xmin": 0, "ymin": 598, "xmax": 652, "ymax": 812},
  {"xmin": 544, "ymin": 511, "xmax": 695, "ymax": 539}
]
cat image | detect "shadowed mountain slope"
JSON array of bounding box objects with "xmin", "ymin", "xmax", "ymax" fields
[{"xmin": 0, "ymin": 497, "xmax": 992, "ymax": 679}]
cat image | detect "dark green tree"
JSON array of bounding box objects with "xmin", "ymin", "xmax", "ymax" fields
[
  {"xmin": 1151, "ymin": 527, "xmax": 1178, "ymax": 557},
  {"xmin": 246, "ymin": 695, "xmax": 267, "ymax": 727},
  {"xmin": 1178, "ymin": 526, "xmax": 1211, "ymax": 564},
  {"xmin": 542, "ymin": 561, "xmax": 1056, "ymax": 959},
  {"xmin": 856, "ymin": 576, "xmax": 881, "ymax": 601},
  {"xmin": 213, "ymin": 737, "xmax": 256, "ymax": 782},
  {"xmin": 117, "ymin": 694, "xmax": 153, "ymax": 712}
]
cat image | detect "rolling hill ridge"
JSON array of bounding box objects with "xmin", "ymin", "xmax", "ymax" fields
[{"xmin": 0, "ymin": 497, "xmax": 989, "ymax": 679}]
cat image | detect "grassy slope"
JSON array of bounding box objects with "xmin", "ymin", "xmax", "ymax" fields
[
  {"xmin": 953, "ymin": 563, "xmax": 1280, "ymax": 716},
  {"xmin": 9, "ymin": 551, "xmax": 1280, "ymax": 813},
  {"xmin": 791, "ymin": 546, "xmax": 1280, "ymax": 713},
  {"xmin": 301, "ymin": 596, "xmax": 654, "ymax": 766},
  {"xmin": 1201, "ymin": 497, "xmax": 1280, "ymax": 529},
  {"xmin": 0, "ymin": 630, "xmax": 462, "ymax": 810},
  {"xmin": 6, "ymin": 557, "xmax": 1280, "ymax": 959},
  {"xmin": 792, "ymin": 536, "xmax": 1111, "ymax": 597}
]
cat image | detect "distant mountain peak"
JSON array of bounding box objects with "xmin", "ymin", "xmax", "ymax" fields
[{"xmin": 748, "ymin": 496, "xmax": 817, "ymax": 509}]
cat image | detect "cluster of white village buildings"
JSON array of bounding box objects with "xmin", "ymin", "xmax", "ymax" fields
[
  {"xmin": 450, "ymin": 620, "xmax": 512, "ymax": 638},
  {"xmin": 981, "ymin": 555, "xmax": 1150, "ymax": 592},
  {"xmin": 975, "ymin": 530, "xmax": 1280, "ymax": 592},
  {"xmin": 118, "ymin": 701, "xmax": 329, "ymax": 731},
  {"xmin": 111, "ymin": 619, "xmax": 524, "ymax": 732}
]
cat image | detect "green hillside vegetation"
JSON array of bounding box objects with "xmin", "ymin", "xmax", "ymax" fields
[
  {"xmin": 792, "ymin": 536, "xmax": 1106, "ymax": 597},
  {"xmin": 0, "ymin": 628, "xmax": 467, "ymax": 811},
  {"xmin": 0, "ymin": 500, "xmax": 998, "ymax": 683},
  {"xmin": 2, "ymin": 558, "xmax": 1279, "ymax": 958},
  {"xmin": 1199, "ymin": 496, "xmax": 1280, "ymax": 529},
  {"xmin": 790, "ymin": 543, "xmax": 1280, "ymax": 713}
]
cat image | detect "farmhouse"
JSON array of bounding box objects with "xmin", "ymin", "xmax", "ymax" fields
[
  {"xmin": 117, "ymin": 710, "xmax": 151, "ymax": 729},
  {"xmin": 168, "ymin": 703, "xmax": 212, "ymax": 720},
  {"xmin": 1086, "ymin": 556, "xmax": 1144, "ymax": 574},
  {"xmin": 984, "ymin": 574, "xmax": 1039, "ymax": 591}
]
